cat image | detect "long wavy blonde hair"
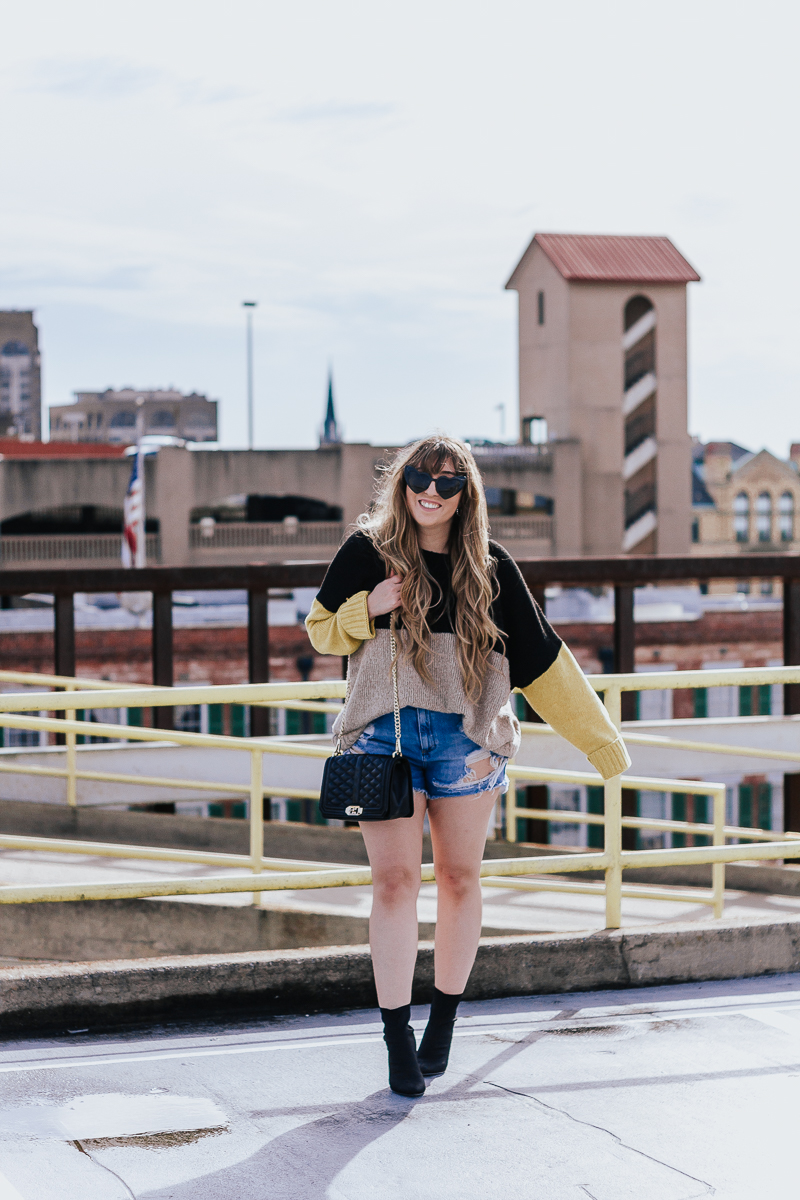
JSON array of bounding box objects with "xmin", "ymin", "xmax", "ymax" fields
[{"xmin": 357, "ymin": 435, "xmax": 501, "ymax": 702}]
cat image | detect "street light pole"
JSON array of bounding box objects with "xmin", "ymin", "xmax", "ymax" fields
[{"xmin": 242, "ymin": 301, "xmax": 257, "ymax": 449}]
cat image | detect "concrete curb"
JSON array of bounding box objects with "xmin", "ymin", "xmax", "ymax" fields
[{"xmin": 2, "ymin": 913, "xmax": 800, "ymax": 1034}]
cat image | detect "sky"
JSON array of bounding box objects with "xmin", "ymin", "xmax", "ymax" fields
[{"xmin": 1, "ymin": 0, "xmax": 798, "ymax": 456}]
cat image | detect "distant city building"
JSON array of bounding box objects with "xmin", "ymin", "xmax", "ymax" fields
[
  {"xmin": 691, "ymin": 439, "xmax": 800, "ymax": 556},
  {"xmin": 49, "ymin": 388, "xmax": 218, "ymax": 445},
  {"xmin": 506, "ymin": 233, "xmax": 701, "ymax": 555},
  {"xmin": 0, "ymin": 311, "xmax": 42, "ymax": 441}
]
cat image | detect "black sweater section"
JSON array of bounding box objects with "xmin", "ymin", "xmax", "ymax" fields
[{"xmin": 316, "ymin": 531, "xmax": 562, "ymax": 690}]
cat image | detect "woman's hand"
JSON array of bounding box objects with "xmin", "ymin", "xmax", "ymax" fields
[{"xmin": 367, "ymin": 573, "xmax": 403, "ymax": 619}]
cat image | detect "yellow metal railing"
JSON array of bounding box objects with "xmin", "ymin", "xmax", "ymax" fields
[{"xmin": 0, "ymin": 665, "xmax": 797, "ymax": 928}]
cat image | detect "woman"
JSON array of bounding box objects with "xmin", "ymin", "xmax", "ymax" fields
[{"xmin": 306, "ymin": 435, "xmax": 630, "ymax": 1096}]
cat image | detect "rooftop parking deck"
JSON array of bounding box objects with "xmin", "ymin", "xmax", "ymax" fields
[{"xmin": 1, "ymin": 973, "xmax": 799, "ymax": 1198}]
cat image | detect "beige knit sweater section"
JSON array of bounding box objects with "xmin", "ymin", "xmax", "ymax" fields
[
  {"xmin": 307, "ymin": 591, "xmax": 631, "ymax": 779},
  {"xmin": 333, "ymin": 628, "xmax": 520, "ymax": 758}
]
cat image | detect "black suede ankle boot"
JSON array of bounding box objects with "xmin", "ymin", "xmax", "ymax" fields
[
  {"xmin": 380, "ymin": 1004, "xmax": 426, "ymax": 1097},
  {"xmin": 416, "ymin": 987, "xmax": 463, "ymax": 1077}
]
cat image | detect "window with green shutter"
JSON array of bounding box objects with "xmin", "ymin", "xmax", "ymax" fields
[
  {"xmin": 208, "ymin": 705, "xmax": 223, "ymax": 735},
  {"xmin": 672, "ymin": 793, "xmax": 687, "ymax": 847},
  {"xmin": 739, "ymin": 783, "xmax": 771, "ymax": 831},
  {"xmin": 693, "ymin": 794, "xmax": 710, "ymax": 846},
  {"xmin": 743, "ymin": 782, "xmax": 772, "ymax": 830},
  {"xmin": 230, "ymin": 705, "xmax": 248, "ymax": 737},
  {"xmin": 287, "ymin": 710, "xmax": 327, "ymax": 735},
  {"xmin": 587, "ymin": 786, "xmax": 604, "ymax": 849}
]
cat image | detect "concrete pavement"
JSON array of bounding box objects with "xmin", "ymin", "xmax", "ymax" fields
[{"xmin": 1, "ymin": 973, "xmax": 800, "ymax": 1197}]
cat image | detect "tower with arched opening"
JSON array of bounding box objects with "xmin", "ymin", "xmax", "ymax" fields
[{"xmin": 506, "ymin": 233, "xmax": 700, "ymax": 554}]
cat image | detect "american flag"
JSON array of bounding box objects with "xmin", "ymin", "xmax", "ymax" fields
[{"xmin": 121, "ymin": 449, "xmax": 146, "ymax": 568}]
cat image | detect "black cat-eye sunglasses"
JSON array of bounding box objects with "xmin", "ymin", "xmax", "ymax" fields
[{"xmin": 403, "ymin": 464, "xmax": 467, "ymax": 500}]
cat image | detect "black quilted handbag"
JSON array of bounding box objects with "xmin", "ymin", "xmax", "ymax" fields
[{"xmin": 319, "ymin": 617, "xmax": 414, "ymax": 821}]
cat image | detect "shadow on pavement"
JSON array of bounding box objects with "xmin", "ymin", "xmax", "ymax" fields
[
  {"xmin": 139, "ymin": 1088, "xmax": 420, "ymax": 1200},
  {"xmin": 140, "ymin": 1032, "xmax": 546, "ymax": 1199}
]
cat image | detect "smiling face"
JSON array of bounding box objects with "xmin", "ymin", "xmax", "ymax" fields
[{"xmin": 405, "ymin": 457, "xmax": 462, "ymax": 535}]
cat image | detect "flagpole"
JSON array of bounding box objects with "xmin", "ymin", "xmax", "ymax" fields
[
  {"xmin": 122, "ymin": 400, "xmax": 147, "ymax": 570},
  {"xmin": 135, "ymin": 440, "xmax": 146, "ymax": 568},
  {"xmin": 135, "ymin": 396, "xmax": 146, "ymax": 568}
]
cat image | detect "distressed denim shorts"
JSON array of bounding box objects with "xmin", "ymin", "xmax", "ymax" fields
[{"xmin": 347, "ymin": 707, "xmax": 509, "ymax": 801}]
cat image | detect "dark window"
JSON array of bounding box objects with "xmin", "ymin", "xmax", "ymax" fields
[
  {"xmin": 624, "ymin": 480, "xmax": 656, "ymax": 528},
  {"xmin": 150, "ymin": 410, "xmax": 176, "ymax": 429},
  {"xmin": 109, "ymin": 411, "xmax": 137, "ymax": 428},
  {"xmin": 537, "ymin": 291, "xmax": 545, "ymax": 326},
  {"xmin": 175, "ymin": 704, "xmax": 201, "ymax": 733},
  {"xmin": 691, "ymin": 517, "xmax": 700, "ymax": 543},
  {"xmin": 245, "ymin": 494, "xmax": 342, "ymax": 522},
  {"xmin": 624, "ymin": 295, "xmax": 654, "ymax": 332},
  {"xmin": 522, "ymin": 416, "xmax": 547, "ymax": 445},
  {"xmin": 733, "ymin": 491, "xmax": 749, "ymax": 542},
  {"xmin": 624, "ymin": 329, "xmax": 655, "ymax": 390},
  {"xmin": 624, "ymin": 396, "xmax": 655, "ymax": 455},
  {"xmin": 484, "ymin": 487, "xmax": 516, "ymax": 515}
]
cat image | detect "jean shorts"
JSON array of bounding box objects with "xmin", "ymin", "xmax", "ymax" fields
[{"xmin": 347, "ymin": 707, "xmax": 509, "ymax": 801}]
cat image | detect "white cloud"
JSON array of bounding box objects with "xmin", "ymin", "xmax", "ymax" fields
[{"xmin": 28, "ymin": 57, "xmax": 163, "ymax": 99}]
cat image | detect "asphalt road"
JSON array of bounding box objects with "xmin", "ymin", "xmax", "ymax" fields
[{"xmin": 0, "ymin": 973, "xmax": 799, "ymax": 1198}]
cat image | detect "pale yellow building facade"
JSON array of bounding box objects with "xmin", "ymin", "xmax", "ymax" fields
[{"xmin": 692, "ymin": 442, "xmax": 800, "ymax": 591}]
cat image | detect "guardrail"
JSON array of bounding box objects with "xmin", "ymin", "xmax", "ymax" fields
[
  {"xmin": 0, "ymin": 532, "xmax": 161, "ymax": 566},
  {"xmin": 0, "ymin": 551, "xmax": 796, "ymax": 738},
  {"xmin": 188, "ymin": 521, "xmax": 344, "ymax": 550},
  {"xmin": 487, "ymin": 515, "xmax": 553, "ymax": 541},
  {"xmin": 0, "ymin": 665, "xmax": 799, "ymax": 928}
]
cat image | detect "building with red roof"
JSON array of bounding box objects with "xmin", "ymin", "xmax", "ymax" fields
[{"xmin": 506, "ymin": 233, "xmax": 701, "ymax": 555}]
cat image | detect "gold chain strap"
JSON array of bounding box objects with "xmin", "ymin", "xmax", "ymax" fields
[{"xmin": 335, "ymin": 610, "xmax": 402, "ymax": 758}]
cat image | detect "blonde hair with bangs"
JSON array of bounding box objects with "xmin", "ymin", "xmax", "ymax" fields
[{"xmin": 357, "ymin": 435, "xmax": 501, "ymax": 702}]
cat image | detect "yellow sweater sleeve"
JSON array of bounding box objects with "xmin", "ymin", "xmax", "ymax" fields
[
  {"xmin": 304, "ymin": 592, "xmax": 376, "ymax": 656},
  {"xmin": 521, "ymin": 643, "xmax": 631, "ymax": 780}
]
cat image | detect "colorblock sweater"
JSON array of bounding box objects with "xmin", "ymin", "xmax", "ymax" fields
[{"xmin": 305, "ymin": 532, "xmax": 630, "ymax": 780}]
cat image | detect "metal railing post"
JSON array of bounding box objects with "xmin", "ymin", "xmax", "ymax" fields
[
  {"xmin": 603, "ymin": 685, "xmax": 623, "ymax": 928},
  {"xmin": 53, "ymin": 593, "xmax": 75, "ymax": 747},
  {"xmin": 783, "ymin": 578, "xmax": 800, "ymax": 716},
  {"xmin": 505, "ymin": 785, "xmax": 517, "ymax": 842},
  {"xmin": 712, "ymin": 784, "xmax": 725, "ymax": 918},
  {"xmin": 65, "ymin": 683, "xmax": 77, "ymax": 808},
  {"xmin": 248, "ymin": 589, "xmax": 270, "ymax": 740},
  {"xmin": 152, "ymin": 591, "xmax": 174, "ymax": 731},
  {"xmin": 250, "ymin": 747, "xmax": 264, "ymax": 905},
  {"xmin": 614, "ymin": 585, "xmax": 636, "ymax": 723},
  {"xmin": 783, "ymin": 580, "xmax": 800, "ymax": 852}
]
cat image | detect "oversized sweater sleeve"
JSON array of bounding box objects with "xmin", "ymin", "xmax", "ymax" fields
[
  {"xmin": 492, "ymin": 542, "xmax": 630, "ymax": 780},
  {"xmin": 305, "ymin": 592, "xmax": 375, "ymax": 656},
  {"xmin": 304, "ymin": 531, "xmax": 383, "ymax": 656},
  {"xmin": 521, "ymin": 645, "xmax": 631, "ymax": 780}
]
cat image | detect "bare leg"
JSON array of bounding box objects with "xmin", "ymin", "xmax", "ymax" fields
[
  {"xmin": 359, "ymin": 792, "xmax": 427, "ymax": 1009},
  {"xmin": 427, "ymin": 786, "xmax": 499, "ymax": 994}
]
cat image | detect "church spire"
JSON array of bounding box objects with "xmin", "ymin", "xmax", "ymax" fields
[{"xmin": 319, "ymin": 368, "xmax": 342, "ymax": 445}]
